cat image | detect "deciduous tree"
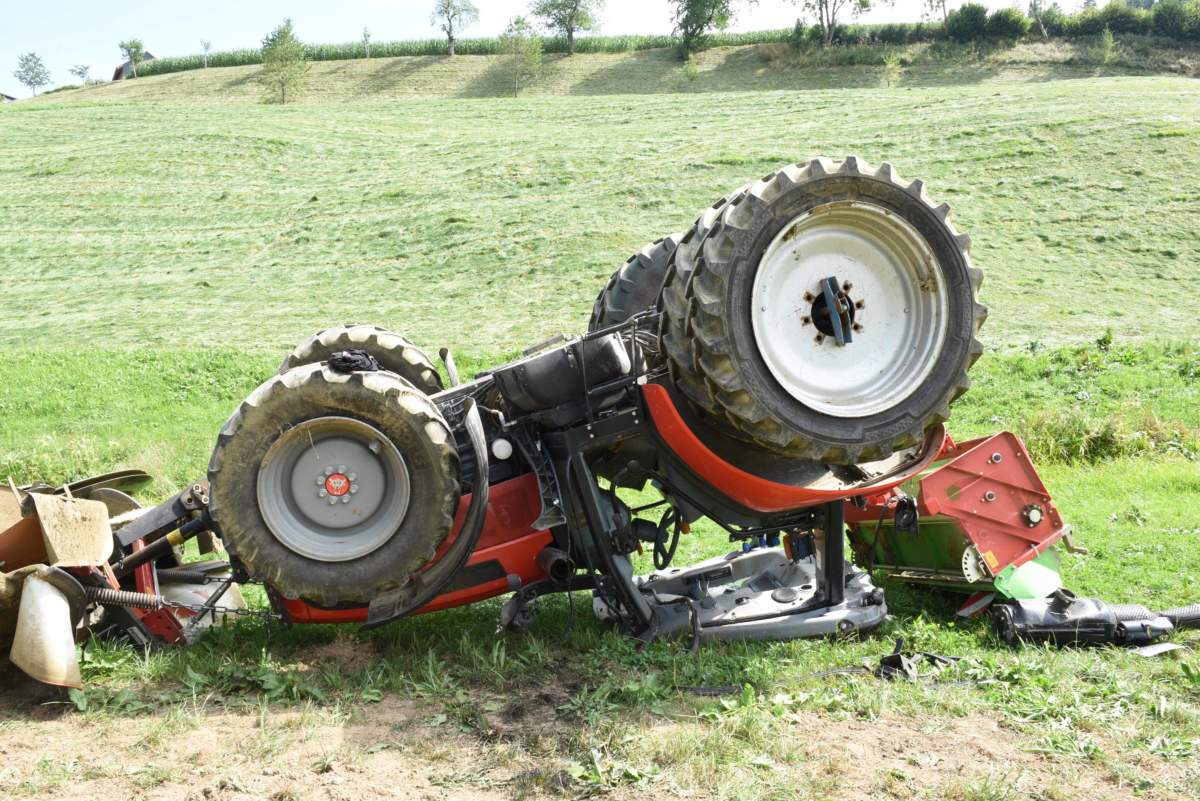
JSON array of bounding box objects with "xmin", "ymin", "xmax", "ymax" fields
[
  {"xmin": 118, "ymin": 38, "xmax": 144, "ymax": 77},
  {"xmin": 530, "ymin": 0, "xmax": 603, "ymax": 55},
  {"xmin": 502, "ymin": 16, "xmax": 543, "ymax": 96},
  {"xmin": 800, "ymin": 0, "xmax": 872, "ymax": 47},
  {"xmin": 69, "ymin": 64, "xmax": 90, "ymax": 84},
  {"xmin": 259, "ymin": 19, "xmax": 308, "ymax": 104},
  {"xmin": 670, "ymin": 0, "xmax": 738, "ymax": 56},
  {"xmin": 1027, "ymin": 0, "xmax": 1050, "ymax": 37},
  {"xmin": 431, "ymin": 0, "xmax": 479, "ymax": 56},
  {"xmin": 13, "ymin": 52, "xmax": 50, "ymax": 96}
]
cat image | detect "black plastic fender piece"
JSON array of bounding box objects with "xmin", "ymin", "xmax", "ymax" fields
[{"xmin": 493, "ymin": 334, "xmax": 631, "ymax": 413}]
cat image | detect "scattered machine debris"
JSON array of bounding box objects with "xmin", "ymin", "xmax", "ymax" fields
[{"xmin": 2, "ymin": 158, "xmax": 1195, "ymax": 688}]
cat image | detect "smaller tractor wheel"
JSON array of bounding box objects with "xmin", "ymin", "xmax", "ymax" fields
[
  {"xmin": 588, "ymin": 233, "xmax": 684, "ymax": 332},
  {"xmin": 208, "ymin": 363, "xmax": 460, "ymax": 604},
  {"xmin": 279, "ymin": 325, "xmax": 442, "ymax": 395}
]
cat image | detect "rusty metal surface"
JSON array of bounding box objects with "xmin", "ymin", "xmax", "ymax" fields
[{"xmin": 0, "ymin": 516, "xmax": 47, "ymax": 572}]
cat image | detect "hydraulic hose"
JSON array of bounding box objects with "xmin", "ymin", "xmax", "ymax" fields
[{"xmin": 1160, "ymin": 604, "xmax": 1200, "ymax": 629}]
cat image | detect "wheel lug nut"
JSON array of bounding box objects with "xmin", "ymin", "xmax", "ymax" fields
[
  {"xmin": 341, "ymin": 496, "xmax": 350, "ymax": 504},
  {"xmin": 316, "ymin": 478, "xmax": 325, "ymax": 486},
  {"xmin": 350, "ymin": 485, "xmax": 358, "ymax": 494},
  {"xmin": 319, "ymin": 489, "xmax": 327, "ymax": 497},
  {"xmin": 347, "ymin": 473, "xmax": 356, "ymax": 481},
  {"xmin": 324, "ymin": 466, "xmax": 333, "ymax": 475},
  {"xmin": 328, "ymin": 497, "xmax": 338, "ymax": 506},
  {"xmin": 337, "ymin": 464, "xmax": 347, "ymax": 473}
]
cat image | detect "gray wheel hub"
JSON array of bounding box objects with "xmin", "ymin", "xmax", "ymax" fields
[{"xmin": 257, "ymin": 416, "xmax": 411, "ymax": 562}]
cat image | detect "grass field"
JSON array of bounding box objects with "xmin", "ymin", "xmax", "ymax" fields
[{"xmin": 1, "ymin": 48, "xmax": 1199, "ymax": 801}]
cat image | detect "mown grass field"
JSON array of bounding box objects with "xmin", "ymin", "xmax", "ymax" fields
[{"xmin": 1, "ymin": 48, "xmax": 1199, "ymax": 801}]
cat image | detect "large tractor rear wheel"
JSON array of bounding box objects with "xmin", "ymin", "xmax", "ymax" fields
[
  {"xmin": 208, "ymin": 363, "xmax": 460, "ymax": 604},
  {"xmin": 659, "ymin": 188, "xmax": 747, "ymax": 420},
  {"xmin": 588, "ymin": 234, "xmax": 684, "ymax": 332},
  {"xmin": 280, "ymin": 325, "xmax": 442, "ymax": 395},
  {"xmin": 664, "ymin": 158, "xmax": 985, "ymax": 464}
]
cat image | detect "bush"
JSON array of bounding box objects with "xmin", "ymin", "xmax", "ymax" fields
[
  {"xmin": 1099, "ymin": 1, "xmax": 1152, "ymax": 34},
  {"xmin": 986, "ymin": 8, "xmax": 1031, "ymax": 39},
  {"xmin": 1064, "ymin": 8, "xmax": 1107, "ymax": 36},
  {"xmin": 1153, "ymin": 1, "xmax": 1200, "ymax": 41},
  {"xmin": 945, "ymin": 3, "xmax": 990, "ymax": 42},
  {"xmin": 790, "ymin": 19, "xmax": 807, "ymax": 49},
  {"xmin": 1041, "ymin": 5, "xmax": 1068, "ymax": 36}
]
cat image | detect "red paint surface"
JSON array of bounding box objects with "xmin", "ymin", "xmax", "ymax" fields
[
  {"xmin": 916, "ymin": 431, "xmax": 1066, "ymax": 573},
  {"xmin": 641, "ymin": 383, "xmax": 944, "ymax": 513},
  {"xmin": 282, "ymin": 473, "xmax": 552, "ymax": 624},
  {"xmin": 844, "ymin": 431, "xmax": 1067, "ymax": 576}
]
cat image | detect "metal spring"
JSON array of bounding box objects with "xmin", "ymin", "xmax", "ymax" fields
[{"xmin": 84, "ymin": 586, "xmax": 164, "ymax": 610}]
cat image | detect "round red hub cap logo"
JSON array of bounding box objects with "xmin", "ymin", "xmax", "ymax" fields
[{"xmin": 325, "ymin": 473, "xmax": 350, "ymax": 497}]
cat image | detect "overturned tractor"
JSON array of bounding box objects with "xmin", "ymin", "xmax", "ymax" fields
[{"xmin": 4, "ymin": 158, "xmax": 1195, "ymax": 688}]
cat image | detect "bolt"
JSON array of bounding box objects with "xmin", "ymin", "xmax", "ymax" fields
[
  {"xmin": 316, "ymin": 477, "xmax": 324, "ymax": 486},
  {"xmin": 803, "ymin": 291, "xmax": 815, "ymax": 302},
  {"xmin": 350, "ymin": 484, "xmax": 358, "ymax": 494},
  {"xmin": 815, "ymin": 334, "xmax": 825, "ymax": 344},
  {"xmin": 984, "ymin": 491, "xmax": 997, "ymax": 502},
  {"xmin": 324, "ymin": 466, "xmax": 333, "ymax": 475},
  {"xmin": 800, "ymin": 316, "xmax": 811, "ymax": 326},
  {"xmin": 852, "ymin": 323, "xmax": 864, "ymax": 333},
  {"xmin": 319, "ymin": 489, "xmax": 327, "ymax": 498},
  {"xmin": 990, "ymin": 452, "xmax": 1003, "ymax": 464},
  {"xmin": 347, "ymin": 473, "xmax": 356, "ymax": 481},
  {"xmin": 337, "ymin": 464, "xmax": 347, "ymax": 473},
  {"xmin": 842, "ymin": 281, "xmax": 853, "ymax": 292},
  {"xmin": 855, "ymin": 299, "xmax": 865, "ymax": 309},
  {"xmin": 328, "ymin": 497, "xmax": 338, "ymax": 506},
  {"xmin": 341, "ymin": 496, "xmax": 350, "ymax": 504}
]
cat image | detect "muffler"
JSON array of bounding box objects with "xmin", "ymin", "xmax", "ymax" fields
[
  {"xmin": 536, "ymin": 547, "xmax": 576, "ymax": 584},
  {"xmin": 9, "ymin": 566, "xmax": 87, "ymax": 688}
]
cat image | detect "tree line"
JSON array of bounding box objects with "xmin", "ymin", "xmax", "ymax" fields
[{"xmin": 11, "ymin": 1, "xmax": 1200, "ymax": 98}]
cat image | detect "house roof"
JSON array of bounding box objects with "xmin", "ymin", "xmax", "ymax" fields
[{"xmin": 112, "ymin": 52, "xmax": 157, "ymax": 81}]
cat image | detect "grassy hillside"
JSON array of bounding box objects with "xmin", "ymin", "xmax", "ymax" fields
[
  {"xmin": 2, "ymin": 70, "xmax": 1198, "ymax": 356},
  {"xmin": 40, "ymin": 39, "xmax": 1200, "ymax": 103}
]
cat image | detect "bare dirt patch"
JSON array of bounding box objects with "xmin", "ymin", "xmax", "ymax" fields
[{"xmin": 0, "ymin": 688, "xmax": 1192, "ymax": 801}]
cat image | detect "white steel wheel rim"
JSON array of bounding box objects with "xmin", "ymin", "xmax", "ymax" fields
[
  {"xmin": 257, "ymin": 416, "xmax": 411, "ymax": 562},
  {"xmin": 750, "ymin": 201, "xmax": 949, "ymax": 418}
]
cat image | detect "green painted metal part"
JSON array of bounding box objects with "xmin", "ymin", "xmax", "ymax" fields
[
  {"xmin": 851, "ymin": 516, "xmax": 1062, "ymax": 600},
  {"xmin": 992, "ymin": 549, "xmax": 1062, "ymax": 600}
]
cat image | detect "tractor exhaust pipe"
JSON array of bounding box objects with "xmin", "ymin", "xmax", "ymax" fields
[
  {"xmin": 9, "ymin": 567, "xmax": 86, "ymax": 688},
  {"xmin": 537, "ymin": 547, "xmax": 576, "ymax": 584}
]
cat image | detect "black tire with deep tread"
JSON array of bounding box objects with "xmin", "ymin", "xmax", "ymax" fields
[
  {"xmin": 279, "ymin": 325, "xmax": 442, "ymax": 395},
  {"xmin": 658, "ymin": 188, "xmax": 747, "ymax": 425},
  {"xmin": 588, "ymin": 233, "xmax": 684, "ymax": 332},
  {"xmin": 665, "ymin": 158, "xmax": 986, "ymax": 464},
  {"xmin": 208, "ymin": 363, "xmax": 460, "ymax": 604}
]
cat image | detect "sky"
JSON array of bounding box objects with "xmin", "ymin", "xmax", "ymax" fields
[{"xmin": 2, "ymin": 0, "xmax": 1083, "ymax": 97}]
